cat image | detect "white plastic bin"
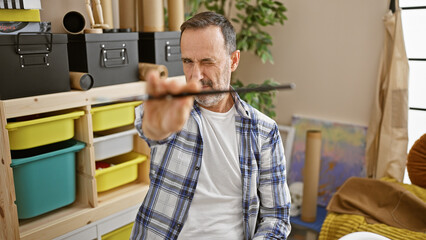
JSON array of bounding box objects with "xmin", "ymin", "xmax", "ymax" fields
[{"xmin": 93, "ymin": 129, "xmax": 138, "ymax": 161}]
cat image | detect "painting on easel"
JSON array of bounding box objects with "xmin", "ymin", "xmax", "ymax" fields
[{"xmin": 288, "ymin": 115, "xmax": 367, "ymax": 207}]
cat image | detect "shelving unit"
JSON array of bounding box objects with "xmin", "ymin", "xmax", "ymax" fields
[{"xmin": 0, "ymin": 76, "xmax": 185, "ymax": 240}]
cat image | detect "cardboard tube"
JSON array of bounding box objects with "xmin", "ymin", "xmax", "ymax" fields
[
  {"xmin": 111, "ymin": 0, "xmax": 120, "ymax": 29},
  {"xmin": 137, "ymin": 0, "xmax": 143, "ymax": 31},
  {"xmin": 143, "ymin": 0, "xmax": 164, "ymax": 32},
  {"xmin": 139, "ymin": 63, "xmax": 168, "ymax": 80},
  {"xmin": 167, "ymin": 0, "xmax": 184, "ymax": 31},
  {"xmin": 301, "ymin": 130, "xmax": 322, "ymax": 222},
  {"xmin": 101, "ymin": 0, "xmax": 113, "ymax": 29},
  {"xmin": 63, "ymin": 11, "xmax": 86, "ymax": 34},
  {"xmin": 119, "ymin": 0, "xmax": 136, "ymax": 31},
  {"xmin": 70, "ymin": 72, "xmax": 94, "ymax": 91}
]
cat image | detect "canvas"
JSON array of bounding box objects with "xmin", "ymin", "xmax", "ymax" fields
[{"xmin": 288, "ymin": 115, "xmax": 367, "ymax": 206}]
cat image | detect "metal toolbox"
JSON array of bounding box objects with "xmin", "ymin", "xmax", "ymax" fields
[
  {"xmin": 138, "ymin": 31, "xmax": 184, "ymax": 77},
  {"xmin": 67, "ymin": 32, "xmax": 139, "ymax": 88},
  {"xmin": 0, "ymin": 33, "xmax": 70, "ymax": 100}
]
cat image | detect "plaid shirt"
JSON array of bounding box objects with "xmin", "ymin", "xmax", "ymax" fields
[{"xmin": 131, "ymin": 92, "xmax": 291, "ymax": 240}]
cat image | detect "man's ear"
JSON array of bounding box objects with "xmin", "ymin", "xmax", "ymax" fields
[{"xmin": 230, "ymin": 50, "xmax": 241, "ymax": 72}]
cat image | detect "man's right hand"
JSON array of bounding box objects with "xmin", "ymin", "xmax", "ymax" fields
[{"xmin": 141, "ymin": 71, "xmax": 200, "ymax": 141}]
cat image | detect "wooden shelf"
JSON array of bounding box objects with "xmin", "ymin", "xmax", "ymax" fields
[
  {"xmin": 2, "ymin": 75, "xmax": 185, "ymax": 119},
  {"xmin": 0, "ymin": 78, "xmax": 185, "ymax": 239}
]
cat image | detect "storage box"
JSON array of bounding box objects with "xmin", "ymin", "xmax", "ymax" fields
[
  {"xmin": 6, "ymin": 110, "xmax": 84, "ymax": 150},
  {"xmin": 91, "ymin": 101, "xmax": 141, "ymax": 132},
  {"xmin": 0, "ymin": 33, "xmax": 70, "ymax": 100},
  {"xmin": 95, "ymin": 152, "xmax": 147, "ymax": 192},
  {"xmin": 138, "ymin": 31, "xmax": 184, "ymax": 77},
  {"xmin": 0, "ymin": 22, "xmax": 51, "ymax": 35},
  {"xmin": 102, "ymin": 222, "xmax": 134, "ymax": 240},
  {"xmin": 67, "ymin": 33, "xmax": 139, "ymax": 88},
  {"xmin": 94, "ymin": 128, "xmax": 138, "ymax": 161},
  {"xmin": 10, "ymin": 139, "xmax": 85, "ymax": 219}
]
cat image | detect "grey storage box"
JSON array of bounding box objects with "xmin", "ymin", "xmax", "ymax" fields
[
  {"xmin": 138, "ymin": 31, "xmax": 184, "ymax": 77},
  {"xmin": 67, "ymin": 33, "xmax": 139, "ymax": 88},
  {"xmin": 0, "ymin": 33, "xmax": 70, "ymax": 100}
]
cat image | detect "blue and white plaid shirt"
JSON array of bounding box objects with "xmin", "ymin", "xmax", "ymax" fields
[{"xmin": 131, "ymin": 92, "xmax": 291, "ymax": 240}]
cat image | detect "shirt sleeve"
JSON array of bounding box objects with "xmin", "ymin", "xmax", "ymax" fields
[
  {"xmin": 134, "ymin": 103, "xmax": 175, "ymax": 147},
  {"xmin": 253, "ymin": 124, "xmax": 292, "ymax": 239}
]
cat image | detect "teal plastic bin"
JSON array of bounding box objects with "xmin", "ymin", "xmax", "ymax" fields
[{"xmin": 10, "ymin": 139, "xmax": 85, "ymax": 219}]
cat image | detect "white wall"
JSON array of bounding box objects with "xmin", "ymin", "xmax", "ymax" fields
[{"xmin": 234, "ymin": 0, "xmax": 390, "ymax": 126}]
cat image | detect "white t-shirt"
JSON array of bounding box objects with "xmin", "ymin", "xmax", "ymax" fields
[{"xmin": 178, "ymin": 105, "xmax": 244, "ymax": 240}]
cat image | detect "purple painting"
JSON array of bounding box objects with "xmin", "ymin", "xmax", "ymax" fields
[{"xmin": 288, "ymin": 115, "xmax": 367, "ymax": 206}]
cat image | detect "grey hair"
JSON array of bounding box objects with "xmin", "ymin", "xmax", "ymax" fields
[{"xmin": 180, "ymin": 11, "xmax": 237, "ymax": 55}]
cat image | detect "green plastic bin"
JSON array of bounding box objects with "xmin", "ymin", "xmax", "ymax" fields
[{"xmin": 10, "ymin": 139, "xmax": 85, "ymax": 219}]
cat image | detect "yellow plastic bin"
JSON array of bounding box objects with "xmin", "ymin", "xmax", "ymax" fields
[
  {"xmin": 95, "ymin": 152, "xmax": 147, "ymax": 192},
  {"xmin": 6, "ymin": 111, "xmax": 85, "ymax": 150},
  {"xmin": 91, "ymin": 101, "xmax": 141, "ymax": 132},
  {"xmin": 102, "ymin": 222, "xmax": 134, "ymax": 240}
]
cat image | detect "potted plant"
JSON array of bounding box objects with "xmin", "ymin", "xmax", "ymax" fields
[{"xmin": 185, "ymin": 0, "xmax": 288, "ymax": 118}]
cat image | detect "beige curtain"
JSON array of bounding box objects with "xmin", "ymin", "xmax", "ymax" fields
[{"xmin": 365, "ymin": 0, "xmax": 409, "ymax": 181}]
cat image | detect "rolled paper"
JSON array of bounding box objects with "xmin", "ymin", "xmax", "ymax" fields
[
  {"xmin": 137, "ymin": 0, "xmax": 144, "ymax": 31},
  {"xmin": 167, "ymin": 0, "xmax": 184, "ymax": 31},
  {"xmin": 138, "ymin": 63, "xmax": 168, "ymax": 81},
  {"xmin": 70, "ymin": 72, "xmax": 94, "ymax": 91},
  {"xmin": 119, "ymin": 0, "xmax": 136, "ymax": 31},
  {"xmin": 301, "ymin": 130, "xmax": 322, "ymax": 222},
  {"xmin": 101, "ymin": 0, "xmax": 113, "ymax": 29},
  {"xmin": 63, "ymin": 11, "xmax": 86, "ymax": 34},
  {"xmin": 111, "ymin": 0, "xmax": 120, "ymax": 29},
  {"xmin": 143, "ymin": 0, "xmax": 164, "ymax": 32}
]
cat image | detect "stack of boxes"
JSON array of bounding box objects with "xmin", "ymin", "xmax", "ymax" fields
[
  {"xmin": 0, "ymin": 0, "xmax": 50, "ymax": 35},
  {"xmin": 0, "ymin": 0, "xmax": 71, "ymax": 100},
  {"xmin": 91, "ymin": 101, "xmax": 147, "ymax": 193},
  {"xmin": 1, "ymin": 1, "xmax": 182, "ymax": 232},
  {"xmin": 7, "ymin": 111, "xmax": 86, "ymax": 219}
]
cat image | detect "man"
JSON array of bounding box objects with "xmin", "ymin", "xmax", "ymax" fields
[{"xmin": 131, "ymin": 11, "xmax": 291, "ymax": 240}]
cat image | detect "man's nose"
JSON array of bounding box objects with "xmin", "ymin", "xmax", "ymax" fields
[{"xmin": 190, "ymin": 63, "xmax": 203, "ymax": 82}]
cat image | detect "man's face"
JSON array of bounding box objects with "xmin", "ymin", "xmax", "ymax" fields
[{"xmin": 180, "ymin": 26, "xmax": 233, "ymax": 107}]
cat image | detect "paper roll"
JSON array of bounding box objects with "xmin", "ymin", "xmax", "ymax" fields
[
  {"xmin": 301, "ymin": 130, "xmax": 322, "ymax": 222},
  {"xmin": 119, "ymin": 0, "xmax": 136, "ymax": 31},
  {"xmin": 70, "ymin": 72, "xmax": 94, "ymax": 91},
  {"xmin": 137, "ymin": 0, "xmax": 144, "ymax": 31},
  {"xmin": 63, "ymin": 11, "xmax": 86, "ymax": 34},
  {"xmin": 143, "ymin": 0, "xmax": 164, "ymax": 32},
  {"xmin": 111, "ymin": 0, "xmax": 120, "ymax": 29},
  {"xmin": 138, "ymin": 63, "xmax": 168, "ymax": 81},
  {"xmin": 101, "ymin": 0, "xmax": 113, "ymax": 29},
  {"xmin": 167, "ymin": 0, "xmax": 184, "ymax": 31}
]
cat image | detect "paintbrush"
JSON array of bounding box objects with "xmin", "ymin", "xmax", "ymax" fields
[{"xmin": 93, "ymin": 83, "xmax": 295, "ymax": 103}]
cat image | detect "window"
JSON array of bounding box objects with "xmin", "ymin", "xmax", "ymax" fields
[{"xmin": 400, "ymin": 0, "xmax": 426, "ymax": 183}]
